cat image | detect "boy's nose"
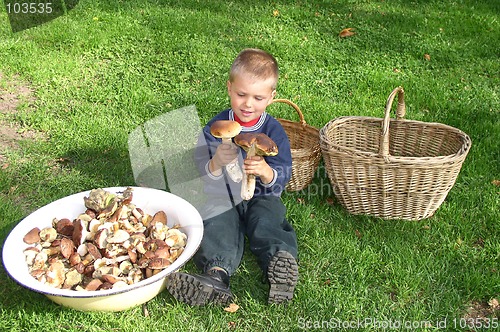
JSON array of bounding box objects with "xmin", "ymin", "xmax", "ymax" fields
[{"xmin": 244, "ymin": 98, "xmax": 252, "ymax": 108}]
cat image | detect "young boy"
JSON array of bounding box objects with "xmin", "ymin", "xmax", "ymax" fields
[{"xmin": 166, "ymin": 48, "xmax": 298, "ymax": 305}]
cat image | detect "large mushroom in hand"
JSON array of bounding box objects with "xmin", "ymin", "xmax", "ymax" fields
[
  {"xmin": 210, "ymin": 120, "xmax": 243, "ymax": 183},
  {"xmin": 234, "ymin": 133, "xmax": 278, "ymax": 200}
]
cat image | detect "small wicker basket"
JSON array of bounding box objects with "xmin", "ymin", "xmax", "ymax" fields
[
  {"xmin": 319, "ymin": 87, "xmax": 472, "ymax": 220},
  {"xmin": 269, "ymin": 99, "xmax": 322, "ymax": 191}
]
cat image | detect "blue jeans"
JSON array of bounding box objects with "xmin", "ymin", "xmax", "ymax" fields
[{"xmin": 194, "ymin": 195, "xmax": 298, "ymax": 276}]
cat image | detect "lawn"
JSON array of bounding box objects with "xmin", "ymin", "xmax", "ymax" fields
[{"xmin": 0, "ymin": 0, "xmax": 499, "ymax": 331}]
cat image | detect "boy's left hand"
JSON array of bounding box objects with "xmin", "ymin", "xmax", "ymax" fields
[{"xmin": 242, "ymin": 156, "xmax": 274, "ymax": 184}]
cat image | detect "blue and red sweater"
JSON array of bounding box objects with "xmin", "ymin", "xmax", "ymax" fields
[{"xmin": 195, "ymin": 108, "xmax": 292, "ymax": 202}]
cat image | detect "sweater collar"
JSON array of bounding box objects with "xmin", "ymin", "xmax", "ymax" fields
[
  {"xmin": 233, "ymin": 113, "xmax": 260, "ymax": 127},
  {"xmin": 229, "ymin": 109, "xmax": 266, "ymax": 132}
]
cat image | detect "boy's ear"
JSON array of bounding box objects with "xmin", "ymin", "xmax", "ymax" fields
[
  {"xmin": 268, "ymin": 90, "xmax": 277, "ymax": 105},
  {"xmin": 227, "ymin": 80, "xmax": 232, "ymax": 94}
]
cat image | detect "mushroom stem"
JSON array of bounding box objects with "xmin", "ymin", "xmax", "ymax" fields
[
  {"xmin": 222, "ymin": 138, "xmax": 243, "ymax": 183},
  {"xmin": 241, "ymin": 143, "xmax": 257, "ymax": 200}
]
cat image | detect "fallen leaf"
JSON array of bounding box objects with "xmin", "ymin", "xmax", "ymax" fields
[
  {"xmin": 2, "ymin": 163, "xmax": 8, "ymax": 169},
  {"xmin": 489, "ymin": 298, "xmax": 499, "ymax": 309},
  {"xmin": 273, "ymin": 9, "xmax": 279, "ymax": 17},
  {"xmin": 324, "ymin": 279, "xmax": 331, "ymax": 285},
  {"xmin": 224, "ymin": 303, "xmax": 240, "ymax": 313},
  {"xmin": 339, "ymin": 28, "xmax": 355, "ymax": 38},
  {"xmin": 228, "ymin": 321, "xmax": 236, "ymax": 329},
  {"xmin": 309, "ymin": 213, "xmax": 315, "ymax": 219},
  {"xmin": 297, "ymin": 197, "xmax": 305, "ymax": 204},
  {"xmin": 325, "ymin": 197, "xmax": 335, "ymax": 206},
  {"xmin": 422, "ymin": 225, "xmax": 431, "ymax": 230},
  {"xmin": 492, "ymin": 179, "xmax": 500, "ymax": 186},
  {"xmin": 142, "ymin": 303, "xmax": 149, "ymax": 317},
  {"xmin": 424, "ymin": 53, "xmax": 431, "ymax": 61},
  {"xmin": 355, "ymin": 229, "xmax": 362, "ymax": 239}
]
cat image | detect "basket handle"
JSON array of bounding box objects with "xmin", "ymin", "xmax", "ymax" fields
[
  {"xmin": 379, "ymin": 86, "xmax": 406, "ymax": 158},
  {"xmin": 270, "ymin": 99, "xmax": 307, "ymax": 126}
]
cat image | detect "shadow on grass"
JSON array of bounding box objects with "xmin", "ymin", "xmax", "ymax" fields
[{"xmin": 5, "ymin": 0, "xmax": 80, "ymax": 33}]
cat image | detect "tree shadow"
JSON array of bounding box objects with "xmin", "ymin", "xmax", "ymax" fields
[{"xmin": 5, "ymin": 0, "xmax": 79, "ymax": 33}]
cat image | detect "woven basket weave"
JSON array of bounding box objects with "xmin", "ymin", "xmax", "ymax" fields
[
  {"xmin": 269, "ymin": 99, "xmax": 321, "ymax": 191},
  {"xmin": 319, "ymin": 87, "xmax": 472, "ymax": 220}
]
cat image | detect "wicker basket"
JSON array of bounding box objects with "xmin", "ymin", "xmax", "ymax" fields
[
  {"xmin": 269, "ymin": 99, "xmax": 322, "ymax": 191},
  {"xmin": 319, "ymin": 87, "xmax": 472, "ymax": 220}
]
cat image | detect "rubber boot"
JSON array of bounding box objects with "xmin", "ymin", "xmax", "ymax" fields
[
  {"xmin": 267, "ymin": 250, "xmax": 299, "ymax": 304},
  {"xmin": 166, "ymin": 268, "xmax": 233, "ymax": 306}
]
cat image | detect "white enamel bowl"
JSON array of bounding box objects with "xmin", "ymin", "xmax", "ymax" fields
[{"xmin": 2, "ymin": 187, "xmax": 203, "ymax": 312}]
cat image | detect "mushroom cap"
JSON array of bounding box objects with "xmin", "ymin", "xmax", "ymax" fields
[
  {"xmin": 234, "ymin": 133, "xmax": 278, "ymax": 156},
  {"xmin": 210, "ymin": 120, "xmax": 242, "ymax": 138}
]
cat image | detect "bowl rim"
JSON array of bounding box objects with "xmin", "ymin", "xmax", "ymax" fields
[{"xmin": 2, "ymin": 186, "xmax": 203, "ymax": 299}]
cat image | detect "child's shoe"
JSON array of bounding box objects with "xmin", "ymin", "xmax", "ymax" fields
[
  {"xmin": 166, "ymin": 268, "xmax": 233, "ymax": 306},
  {"xmin": 267, "ymin": 250, "xmax": 298, "ymax": 304}
]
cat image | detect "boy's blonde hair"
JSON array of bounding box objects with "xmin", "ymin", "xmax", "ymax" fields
[{"xmin": 229, "ymin": 48, "xmax": 279, "ymax": 90}]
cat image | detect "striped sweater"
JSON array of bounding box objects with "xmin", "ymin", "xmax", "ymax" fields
[{"xmin": 195, "ymin": 108, "xmax": 292, "ymax": 202}]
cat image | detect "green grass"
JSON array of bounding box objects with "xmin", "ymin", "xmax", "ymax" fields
[{"xmin": 1, "ymin": 0, "xmax": 499, "ymax": 331}]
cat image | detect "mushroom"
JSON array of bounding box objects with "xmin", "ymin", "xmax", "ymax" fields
[
  {"xmin": 39, "ymin": 227, "xmax": 57, "ymax": 243},
  {"xmin": 69, "ymin": 252, "xmax": 81, "ymax": 266},
  {"xmin": 86, "ymin": 242, "xmax": 102, "ymax": 260},
  {"xmin": 72, "ymin": 218, "xmax": 89, "ymax": 247},
  {"xmin": 45, "ymin": 260, "xmax": 66, "ymax": 288},
  {"xmin": 234, "ymin": 133, "xmax": 278, "ymax": 200},
  {"xmin": 210, "ymin": 120, "xmax": 243, "ymax": 183},
  {"xmin": 23, "ymin": 227, "xmax": 41, "ymax": 244},
  {"xmin": 60, "ymin": 237, "xmax": 75, "ymax": 259},
  {"xmin": 151, "ymin": 210, "xmax": 168, "ymax": 225},
  {"xmin": 106, "ymin": 229, "xmax": 130, "ymax": 244},
  {"xmin": 55, "ymin": 218, "xmax": 74, "ymax": 236},
  {"xmin": 165, "ymin": 228, "xmax": 187, "ymax": 249},
  {"xmin": 112, "ymin": 280, "xmax": 129, "ymax": 289},
  {"xmin": 63, "ymin": 268, "xmax": 83, "ymax": 289},
  {"xmin": 154, "ymin": 246, "xmax": 171, "ymax": 259},
  {"xmin": 32, "ymin": 251, "xmax": 48, "ymax": 270},
  {"xmin": 148, "ymin": 257, "xmax": 171, "ymax": 269},
  {"xmin": 84, "ymin": 278, "xmax": 103, "ymax": 291},
  {"xmin": 24, "ymin": 247, "xmax": 41, "ymax": 266},
  {"xmin": 83, "ymin": 188, "xmax": 118, "ymax": 218}
]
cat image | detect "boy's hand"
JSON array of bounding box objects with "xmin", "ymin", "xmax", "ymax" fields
[
  {"xmin": 242, "ymin": 156, "xmax": 274, "ymax": 184},
  {"xmin": 212, "ymin": 143, "xmax": 239, "ymax": 169}
]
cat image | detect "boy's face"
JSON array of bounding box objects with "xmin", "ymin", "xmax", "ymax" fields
[{"xmin": 227, "ymin": 73, "xmax": 276, "ymax": 123}]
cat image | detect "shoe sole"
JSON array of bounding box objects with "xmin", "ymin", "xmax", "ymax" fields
[
  {"xmin": 267, "ymin": 251, "xmax": 299, "ymax": 304},
  {"xmin": 166, "ymin": 272, "xmax": 233, "ymax": 306}
]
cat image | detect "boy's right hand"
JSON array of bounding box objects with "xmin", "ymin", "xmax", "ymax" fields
[{"xmin": 212, "ymin": 143, "xmax": 239, "ymax": 169}]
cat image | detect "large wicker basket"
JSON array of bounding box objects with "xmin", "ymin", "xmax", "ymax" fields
[
  {"xmin": 319, "ymin": 87, "xmax": 472, "ymax": 220},
  {"xmin": 269, "ymin": 99, "xmax": 321, "ymax": 191}
]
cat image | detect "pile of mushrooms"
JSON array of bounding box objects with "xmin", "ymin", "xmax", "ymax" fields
[
  {"xmin": 210, "ymin": 120, "xmax": 243, "ymax": 183},
  {"xmin": 22, "ymin": 187, "xmax": 187, "ymax": 291},
  {"xmin": 234, "ymin": 133, "xmax": 278, "ymax": 200}
]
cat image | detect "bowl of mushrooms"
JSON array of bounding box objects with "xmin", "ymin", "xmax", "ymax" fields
[{"xmin": 2, "ymin": 187, "xmax": 203, "ymax": 312}]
